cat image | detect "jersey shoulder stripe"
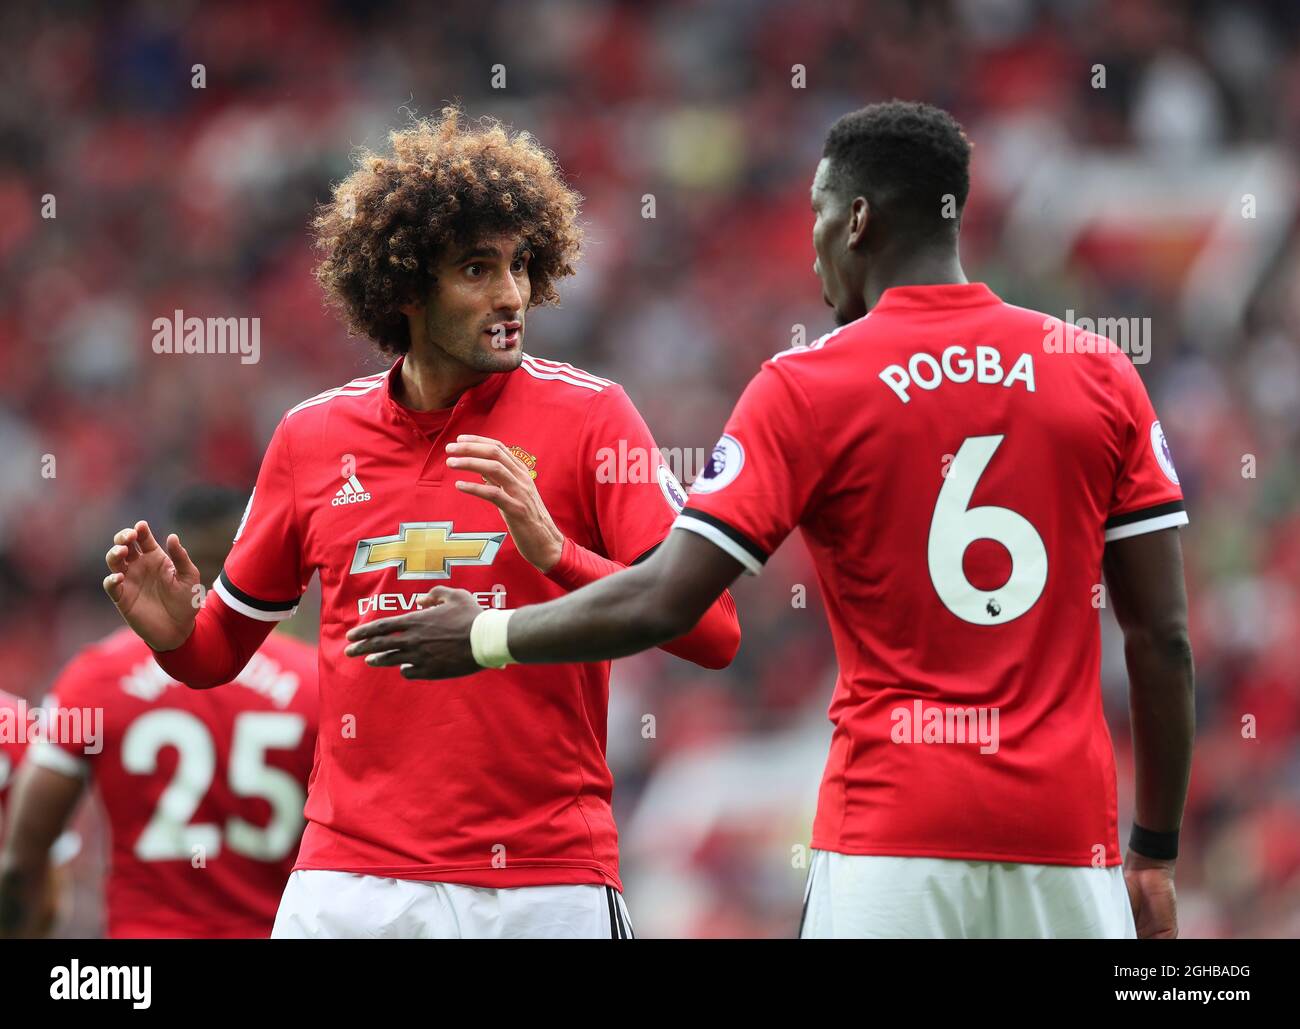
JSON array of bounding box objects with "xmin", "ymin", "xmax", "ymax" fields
[
  {"xmin": 523, "ymin": 355, "xmax": 613, "ymax": 386},
  {"xmin": 286, "ymin": 373, "xmax": 387, "ymax": 418},
  {"xmin": 520, "ymin": 356, "xmax": 611, "ymax": 393},
  {"xmin": 770, "ymin": 317, "xmax": 861, "ymax": 363}
]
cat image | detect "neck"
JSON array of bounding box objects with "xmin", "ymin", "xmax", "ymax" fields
[
  {"xmin": 862, "ymin": 244, "xmax": 967, "ymax": 312},
  {"xmin": 396, "ymin": 337, "xmax": 489, "ymax": 412}
]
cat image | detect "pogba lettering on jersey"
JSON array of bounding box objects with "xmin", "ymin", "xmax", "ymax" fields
[{"xmin": 879, "ymin": 345, "xmax": 1035, "ymax": 404}]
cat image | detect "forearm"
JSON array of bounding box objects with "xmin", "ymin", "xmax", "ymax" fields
[
  {"xmin": 152, "ymin": 592, "xmax": 275, "ymax": 689},
  {"xmin": 545, "ymin": 538, "xmax": 740, "ymax": 667},
  {"xmin": 0, "ymin": 858, "xmax": 42, "ymax": 937},
  {"xmin": 512, "ymin": 560, "xmax": 690, "ymax": 665},
  {"xmin": 0, "ymin": 824, "xmax": 53, "ymax": 937},
  {"xmin": 1126, "ymin": 629, "xmax": 1195, "ymax": 833}
]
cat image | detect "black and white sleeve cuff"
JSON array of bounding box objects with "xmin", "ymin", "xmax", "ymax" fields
[
  {"xmin": 1104, "ymin": 500, "xmax": 1189, "ymax": 542},
  {"xmin": 214, "ymin": 569, "xmax": 301, "ymax": 621},
  {"xmin": 673, "ymin": 509, "xmax": 768, "ymax": 575}
]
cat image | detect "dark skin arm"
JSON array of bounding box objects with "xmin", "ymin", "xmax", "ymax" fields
[
  {"xmin": 1102, "ymin": 526, "xmax": 1194, "ymax": 940},
  {"xmin": 345, "ymin": 529, "xmax": 743, "ymax": 677},
  {"xmin": 0, "ymin": 761, "xmax": 84, "ymax": 937}
]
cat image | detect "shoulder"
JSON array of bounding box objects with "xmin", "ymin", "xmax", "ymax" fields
[
  {"xmin": 768, "ymin": 317, "xmax": 865, "ymax": 367},
  {"xmin": 52, "ymin": 630, "xmax": 146, "ymax": 696},
  {"xmin": 516, "ymin": 354, "xmax": 617, "ymax": 396},
  {"xmin": 762, "ymin": 318, "xmax": 873, "ymax": 404},
  {"xmin": 271, "ymin": 368, "xmax": 392, "ymax": 457},
  {"xmin": 284, "ymin": 369, "xmax": 390, "ymax": 422},
  {"xmin": 511, "ymin": 354, "xmax": 633, "ymax": 426}
]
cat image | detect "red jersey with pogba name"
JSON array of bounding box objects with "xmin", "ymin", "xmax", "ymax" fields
[
  {"xmin": 217, "ymin": 354, "xmax": 699, "ymax": 889},
  {"xmin": 675, "ymin": 283, "xmax": 1187, "ymax": 867}
]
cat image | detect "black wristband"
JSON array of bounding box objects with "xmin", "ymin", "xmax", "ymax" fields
[{"xmin": 1129, "ymin": 823, "xmax": 1179, "ymax": 860}]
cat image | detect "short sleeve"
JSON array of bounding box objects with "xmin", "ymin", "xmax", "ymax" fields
[
  {"xmin": 216, "ymin": 415, "xmax": 307, "ymax": 620},
  {"xmin": 674, "ymin": 362, "xmax": 822, "ymax": 574},
  {"xmin": 28, "ymin": 659, "xmax": 101, "ymax": 779},
  {"xmin": 1105, "ymin": 355, "xmax": 1188, "ymax": 541},
  {"xmin": 0, "ymin": 694, "xmax": 29, "ymax": 790},
  {"xmin": 583, "ymin": 385, "xmax": 688, "ymax": 565}
]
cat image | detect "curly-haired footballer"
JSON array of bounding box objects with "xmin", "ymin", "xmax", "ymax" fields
[{"xmin": 103, "ymin": 107, "xmax": 740, "ymax": 939}]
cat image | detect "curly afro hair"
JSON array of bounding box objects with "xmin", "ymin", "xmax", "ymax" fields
[
  {"xmin": 822, "ymin": 100, "xmax": 972, "ymax": 240},
  {"xmin": 313, "ymin": 106, "xmax": 584, "ymax": 358}
]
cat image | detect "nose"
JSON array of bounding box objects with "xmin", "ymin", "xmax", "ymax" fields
[{"xmin": 496, "ymin": 269, "xmax": 523, "ymax": 314}]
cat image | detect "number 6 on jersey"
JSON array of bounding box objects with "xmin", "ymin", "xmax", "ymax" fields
[{"xmin": 928, "ymin": 434, "xmax": 1047, "ymax": 625}]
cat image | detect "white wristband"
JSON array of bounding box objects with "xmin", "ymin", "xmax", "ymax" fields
[{"xmin": 470, "ymin": 609, "xmax": 516, "ymax": 669}]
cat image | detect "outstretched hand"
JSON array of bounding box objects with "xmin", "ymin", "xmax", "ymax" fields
[
  {"xmin": 102, "ymin": 520, "xmax": 201, "ymax": 651},
  {"xmin": 343, "ymin": 586, "xmax": 484, "ymax": 679}
]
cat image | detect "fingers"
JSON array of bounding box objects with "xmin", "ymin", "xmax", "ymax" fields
[
  {"xmin": 345, "ymin": 588, "xmax": 476, "ymax": 654},
  {"xmin": 445, "ymin": 454, "xmax": 515, "ymax": 484},
  {"xmin": 344, "ymin": 631, "xmax": 406, "ymax": 657},
  {"xmin": 446, "ymin": 438, "xmax": 529, "ymax": 478},
  {"xmin": 344, "ymin": 615, "xmax": 407, "ymax": 644},
  {"xmin": 112, "ymin": 526, "xmax": 141, "ymax": 556},
  {"xmin": 453, "ymin": 434, "xmax": 506, "ymax": 449},
  {"xmin": 166, "ymin": 534, "xmax": 198, "ymax": 579},
  {"xmin": 360, "ymin": 647, "xmax": 414, "ymax": 668},
  {"xmin": 106, "ymin": 544, "xmax": 130, "ymax": 574},
  {"xmin": 453, "ymin": 480, "xmax": 511, "ymax": 507},
  {"xmin": 134, "ymin": 520, "xmax": 160, "ymax": 554},
  {"xmin": 106, "ymin": 537, "xmax": 141, "ymax": 574},
  {"xmin": 102, "ymin": 572, "xmax": 124, "ymax": 602},
  {"xmin": 414, "ymin": 586, "xmax": 459, "ymax": 608},
  {"xmin": 107, "ymin": 520, "xmax": 162, "ymax": 572}
]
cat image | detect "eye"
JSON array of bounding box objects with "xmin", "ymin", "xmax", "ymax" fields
[
  {"xmin": 465, "ymin": 264, "xmax": 483, "ymax": 277},
  {"xmin": 511, "ymin": 254, "xmax": 529, "ymax": 273}
]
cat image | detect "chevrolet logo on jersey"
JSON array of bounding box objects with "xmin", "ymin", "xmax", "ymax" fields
[{"xmin": 350, "ymin": 522, "xmax": 507, "ymax": 579}]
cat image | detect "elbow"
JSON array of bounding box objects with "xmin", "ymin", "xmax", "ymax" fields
[
  {"xmin": 697, "ymin": 618, "xmax": 741, "ymax": 670},
  {"xmin": 647, "ymin": 590, "xmax": 741, "ymax": 670},
  {"xmin": 182, "ymin": 678, "xmax": 227, "ymax": 691},
  {"xmin": 1126, "ymin": 621, "xmax": 1195, "ymax": 673}
]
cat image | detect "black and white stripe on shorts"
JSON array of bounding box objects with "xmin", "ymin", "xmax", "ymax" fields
[{"xmin": 605, "ymin": 886, "xmax": 635, "ymax": 939}]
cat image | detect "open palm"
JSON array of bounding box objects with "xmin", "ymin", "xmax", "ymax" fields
[{"xmin": 103, "ymin": 520, "xmax": 201, "ymax": 651}]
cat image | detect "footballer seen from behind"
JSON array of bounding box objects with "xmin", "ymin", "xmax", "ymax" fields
[
  {"xmin": 347, "ymin": 101, "xmax": 1195, "ymax": 940},
  {"xmin": 2, "ymin": 486, "xmax": 319, "ymax": 938},
  {"xmin": 104, "ymin": 108, "xmax": 740, "ymax": 939}
]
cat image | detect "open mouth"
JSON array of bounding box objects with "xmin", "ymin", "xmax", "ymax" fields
[{"xmin": 486, "ymin": 322, "xmax": 522, "ymax": 349}]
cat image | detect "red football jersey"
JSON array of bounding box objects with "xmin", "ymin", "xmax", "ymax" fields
[
  {"xmin": 36, "ymin": 627, "xmax": 318, "ymax": 937},
  {"xmin": 677, "ymin": 283, "xmax": 1187, "ymax": 867},
  {"xmin": 0, "ymin": 689, "xmax": 29, "ymax": 845},
  {"xmin": 217, "ymin": 355, "xmax": 691, "ymax": 889}
]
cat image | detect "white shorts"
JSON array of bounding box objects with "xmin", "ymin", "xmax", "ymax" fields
[
  {"xmin": 272, "ymin": 870, "xmax": 634, "ymax": 940},
  {"xmin": 799, "ymin": 850, "xmax": 1137, "ymax": 939}
]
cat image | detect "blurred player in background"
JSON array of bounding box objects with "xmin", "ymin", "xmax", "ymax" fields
[
  {"xmin": 103, "ymin": 108, "xmax": 740, "ymax": 939},
  {"xmin": 0, "ymin": 485, "xmax": 318, "ymax": 938},
  {"xmin": 349, "ymin": 101, "xmax": 1196, "ymax": 940},
  {"xmin": 0, "ymin": 689, "xmax": 65, "ymax": 935},
  {"xmin": 0, "ymin": 690, "xmax": 28, "ymax": 838}
]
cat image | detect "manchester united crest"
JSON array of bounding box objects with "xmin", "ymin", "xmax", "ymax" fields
[{"xmin": 508, "ymin": 445, "xmax": 538, "ymax": 479}]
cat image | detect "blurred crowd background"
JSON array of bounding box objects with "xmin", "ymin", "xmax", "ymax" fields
[{"xmin": 1, "ymin": 0, "xmax": 1297, "ymax": 937}]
